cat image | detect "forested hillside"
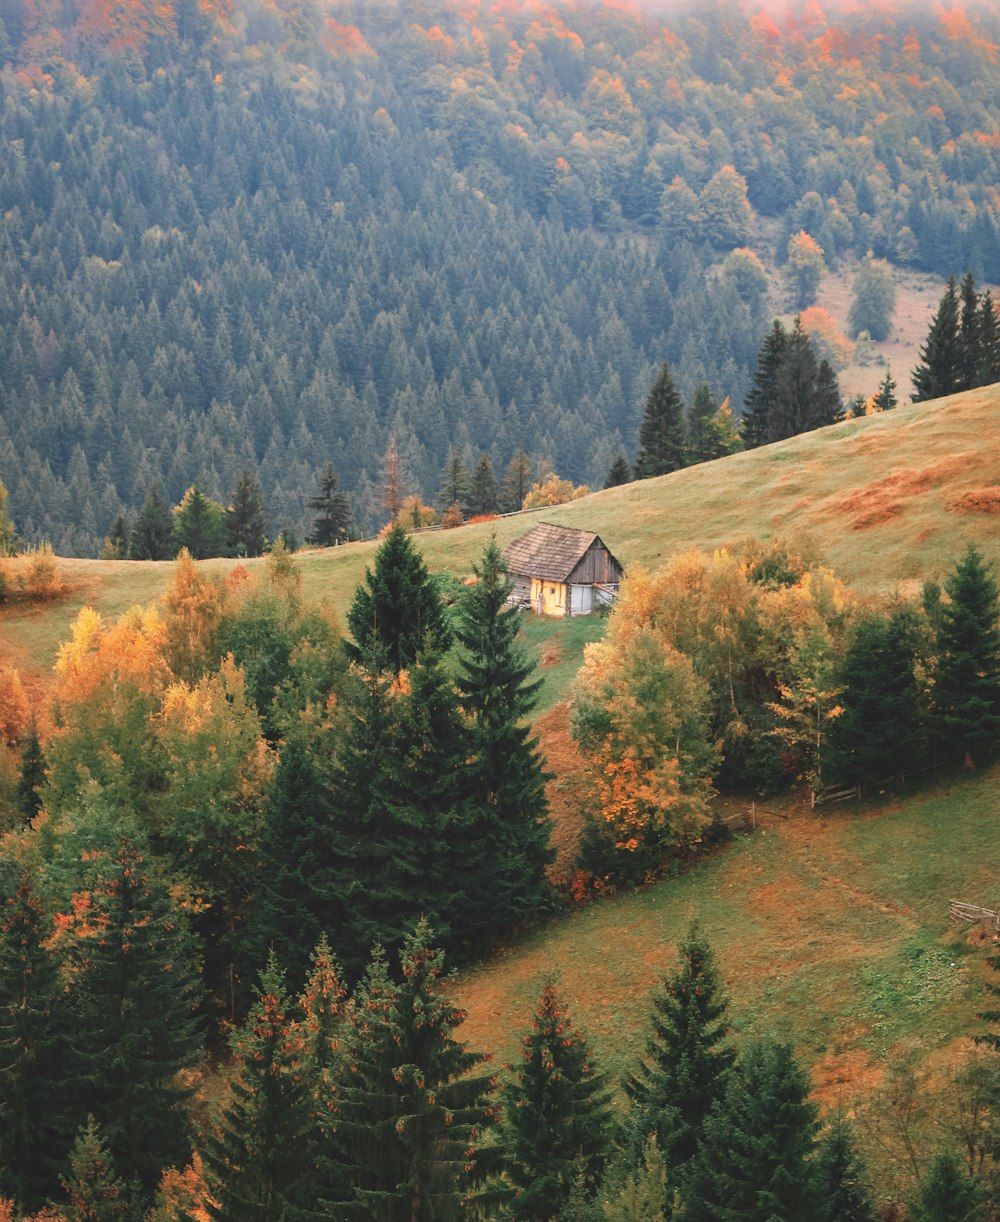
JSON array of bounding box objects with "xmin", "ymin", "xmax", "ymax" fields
[{"xmin": 4, "ymin": 0, "xmax": 1000, "ymax": 552}]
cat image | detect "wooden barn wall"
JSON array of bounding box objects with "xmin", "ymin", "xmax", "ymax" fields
[{"xmin": 566, "ymin": 544, "xmax": 621, "ymax": 585}]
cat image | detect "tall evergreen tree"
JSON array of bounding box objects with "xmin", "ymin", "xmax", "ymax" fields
[
  {"xmin": 872, "ymin": 369, "xmax": 898, "ymax": 411},
  {"xmin": 100, "ymin": 511, "xmax": 131, "ymax": 560},
  {"xmin": 129, "ymin": 485, "xmax": 173, "ymax": 561},
  {"xmin": 346, "ymin": 522, "xmax": 451, "ymax": 677},
  {"xmin": 932, "ymin": 544, "xmax": 1000, "ymax": 768},
  {"xmin": 741, "ymin": 321, "xmax": 787, "ymax": 449},
  {"xmin": 908, "ymin": 1151, "xmax": 983, "ymax": 1222},
  {"xmin": 635, "ymin": 362, "xmax": 686, "ymax": 478},
  {"xmin": 333, "ymin": 925, "xmax": 499, "ymax": 1219},
  {"xmin": 49, "ymin": 816, "xmax": 205, "ymax": 1195},
  {"xmin": 467, "ymin": 452, "xmax": 500, "ymax": 516},
  {"xmin": 623, "ymin": 926, "xmax": 734, "ymax": 1179},
  {"xmin": 453, "ymin": 540, "xmax": 553, "ymax": 948},
  {"xmin": 61, "ymin": 1117, "xmax": 134, "ymax": 1222},
  {"xmin": 0, "ymin": 868, "xmax": 63, "ymax": 1210},
  {"xmin": 824, "ymin": 608, "xmax": 925, "ymax": 791},
  {"xmin": 958, "ymin": 271, "xmax": 983, "ymax": 391},
  {"xmin": 813, "ymin": 1117, "xmax": 877, "ymax": 1222},
  {"xmin": 501, "ymin": 448, "xmax": 533, "ymax": 514},
  {"xmin": 977, "ymin": 290, "xmax": 1000, "ymax": 386},
  {"xmin": 226, "ymin": 469, "xmax": 268, "ymax": 557},
  {"xmin": 171, "ymin": 485, "xmax": 228, "ymax": 560},
  {"xmin": 812, "ymin": 358, "xmax": 844, "ymax": 428},
  {"xmin": 684, "ymin": 1040, "xmax": 819, "ymax": 1222},
  {"xmin": 769, "ymin": 316, "xmax": 820, "ymax": 441},
  {"xmin": 604, "ymin": 452, "xmax": 633, "ymax": 488},
  {"xmin": 685, "ymin": 384, "xmax": 718, "ymax": 466},
  {"xmin": 203, "ymin": 951, "xmax": 315, "ymax": 1222},
  {"xmin": 912, "ymin": 276, "xmax": 961, "ymax": 401},
  {"xmin": 16, "ymin": 721, "xmax": 45, "ymax": 825},
  {"xmin": 306, "ymin": 462, "xmax": 352, "ymax": 547},
  {"xmin": 502, "ymin": 981, "xmax": 613, "ymax": 1221},
  {"xmin": 437, "ymin": 447, "xmax": 470, "ymax": 514}
]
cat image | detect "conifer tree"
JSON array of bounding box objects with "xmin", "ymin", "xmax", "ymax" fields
[
  {"xmin": 769, "ymin": 317, "xmax": 820, "ymax": 441},
  {"xmin": 306, "ymin": 462, "xmax": 352, "ymax": 547},
  {"xmin": 467, "ymin": 453, "xmax": 500, "ymax": 516},
  {"xmin": 16, "ymin": 721, "xmax": 45, "ymax": 825},
  {"xmin": 958, "ymin": 270, "xmax": 983, "ymax": 391},
  {"xmin": 503, "ymin": 981, "xmax": 613, "ymax": 1220},
  {"xmin": 813, "ymin": 1117, "xmax": 876, "ymax": 1222},
  {"xmin": 0, "ymin": 869, "xmax": 63, "ymax": 1209},
  {"xmin": 203, "ymin": 951, "xmax": 315, "ymax": 1222},
  {"xmin": 909, "ymin": 1151, "xmax": 983, "ymax": 1222},
  {"xmin": 453, "ymin": 540, "xmax": 553, "ymax": 948},
  {"xmin": 50, "ymin": 817, "xmax": 205, "ymax": 1194},
  {"xmin": 62, "ymin": 1117, "xmax": 134, "ymax": 1222},
  {"xmin": 226, "ymin": 469, "xmax": 268, "ymax": 557},
  {"xmin": 130, "ymin": 486, "xmax": 172, "ymax": 561},
  {"xmin": 741, "ymin": 321, "xmax": 787, "ymax": 449},
  {"xmin": 623, "ymin": 926, "xmax": 734, "ymax": 1179},
  {"xmin": 346, "ymin": 521, "xmax": 451, "ymax": 677},
  {"xmin": 635, "ymin": 362, "xmax": 686, "ymax": 478},
  {"xmin": 100, "ymin": 512, "xmax": 131, "ymax": 560},
  {"xmin": 685, "ymin": 384, "xmax": 718, "ymax": 466},
  {"xmin": 333, "ymin": 926, "xmax": 499, "ymax": 1219},
  {"xmin": 872, "ymin": 369, "xmax": 898, "ymax": 411},
  {"xmin": 932, "ymin": 544, "xmax": 1000, "ymax": 768},
  {"xmin": 0, "ymin": 479, "xmax": 16, "ymax": 558},
  {"xmin": 812, "ymin": 358, "xmax": 844, "ymax": 428},
  {"xmin": 912, "ymin": 276, "xmax": 961, "ymax": 401},
  {"xmin": 501, "ymin": 449, "xmax": 533, "ymax": 514},
  {"xmin": 684, "ymin": 1040, "xmax": 819, "ymax": 1222},
  {"xmin": 437, "ymin": 447, "xmax": 470, "ymax": 514},
  {"xmin": 171, "ymin": 485, "xmax": 228, "ymax": 560},
  {"xmin": 604, "ymin": 453, "xmax": 633, "ymax": 488},
  {"xmin": 296, "ymin": 934, "xmax": 350, "ymax": 1148},
  {"xmin": 977, "ymin": 291, "xmax": 1000, "ymax": 385}
]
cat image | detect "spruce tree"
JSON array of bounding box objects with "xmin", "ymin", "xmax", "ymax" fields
[
  {"xmin": 824, "ymin": 608, "xmax": 925, "ymax": 792},
  {"xmin": 203, "ymin": 951, "xmax": 315, "ymax": 1222},
  {"xmin": 453, "ymin": 540, "xmax": 553, "ymax": 949},
  {"xmin": 769, "ymin": 316, "xmax": 820, "ymax": 441},
  {"xmin": 0, "ymin": 868, "xmax": 63, "ymax": 1209},
  {"xmin": 306, "ymin": 462, "xmax": 352, "ymax": 547},
  {"xmin": 51, "ymin": 817, "xmax": 205, "ymax": 1194},
  {"xmin": 932, "ymin": 544, "xmax": 1000, "ymax": 768},
  {"xmin": 333, "ymin": 926, "xmax": 499, "ymax": 1219},
  {"xmin": 468, "ymin": 452, "xmax": 500, "ymax": 516},
  {"xmin": 604, "ymin": 453, "xmax": 633, "ymax": 488},
  {"xmin": 16, "ymin": 721, "xmax": 45, "ymax": 825},
  {"xmin": 296, "ymin": 934, "xmax": 350, "ymax": 1148},
  {"xmin": 503, "ymin": 981, "xmax": 613, "ymax": 1220},
  {"xmin": 811, "ymin": 357, "xmax": 844, "ymax": 428},
  {"xmin": 101, "ymin": 511, "xmax": 131, "ymax": 560},
  {"xmin": 685, "ymin": 384, "xmax": 718, "ymax": 466},
  {"xmin": 130, "ymin": 485, "xmax": 173, "ymax": 561},
  {"xmin": 437, "ymin": 447, "xmax": 470, "ymax": 514},
  {"xmin": 170, "ymin": 485, "xmax": 228, "ymax": 559},
  {"xmin": 684, "ymin": 1040, "xmax": 819, "ymax": 1222},
  {"xmin": 741, "ymin": 321, "xmax": 787, "ymax": 449},
  {"xmin": 813, "ymin": 1117, "xmax": 876, "ymax": 1222},
  {"xmin": 909, "ymin": 1151, "xmax": 983, "ymax": 1222},
  {"xmin": 872, "ymin": 369, "xmax": 898, "ymax": 411},
  {"xmin": 958, "ymin": 270, "xmax": 983, "ymax": 391},
  {"xmin": 912, "ymin": 276, "xmax": 961, "ymax": 401},
  {"xmin": 635, "ymin": 362, "xmax": 686, "ymax": 478},
  {"xmin": 978, "ymin": 290, "xmax": 1000, "ymax": 386},
  {"xmin": 623, "ymin": 925, "xmax": 734, "ymax": 1179},
  {"xmin": 501, "ymin": 448, "xmax": 534, "ymax": 514},
  {"xmin": 61, "ymin": 1117, "xmax": 134, "ymax": 1222},
  {"xmin": 346, "ymin": 521, "xmax": 451, "ymax": 677},
  {"xmin": 226, "ymin": 469, "xmax": 268, "ymax": 557}
]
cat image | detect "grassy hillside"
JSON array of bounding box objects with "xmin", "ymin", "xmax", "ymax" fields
[{"xmin": 4, "ymin": 385, "xmax": 1000, "ymax": 689}]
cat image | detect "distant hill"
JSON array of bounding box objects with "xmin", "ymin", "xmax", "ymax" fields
[
  {"xmin": 5, "ymin": 385, "xmax": 998, "ymax": 686},
  {"xmin": 4, "ymin": 0, "xmax": 1000, "ymax": 550}
]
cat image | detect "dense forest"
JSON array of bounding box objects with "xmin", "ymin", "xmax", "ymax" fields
[{"xmin": 5, "ymin": 0, "xmax": 1000, "ymax": 550}]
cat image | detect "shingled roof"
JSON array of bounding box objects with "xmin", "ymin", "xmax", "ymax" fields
[{"xmin": 501, "ymin": 522, "xmax": 603, "ymax": 582}]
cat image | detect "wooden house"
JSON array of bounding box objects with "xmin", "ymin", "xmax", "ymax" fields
[{"xmin": 501, "ymin": 522, "xmax": 623, "ymax": 616}]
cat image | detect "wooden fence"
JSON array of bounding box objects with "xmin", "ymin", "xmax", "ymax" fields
[{"xmin": 949, "ymin": 900, "xmax": 999, "ymax": 932}]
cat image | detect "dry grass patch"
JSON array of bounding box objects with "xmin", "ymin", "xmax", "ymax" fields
[{"xmin": 950, "ymin": 486, "xmax": 1000, "ymax": 515}]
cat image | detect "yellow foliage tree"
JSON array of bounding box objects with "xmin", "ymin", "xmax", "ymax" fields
[{"xmin": 522, "ymin": 472, "xmax": 590, "ymax": 509}]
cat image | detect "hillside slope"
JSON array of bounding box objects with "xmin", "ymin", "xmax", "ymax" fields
[{"xmin": 4, "ymin": 385, "xmax": 998, "ymax": 686}]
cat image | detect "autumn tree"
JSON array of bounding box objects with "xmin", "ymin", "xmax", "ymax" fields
[
  {"xmin": 502, "ymin": 981, "xmax": 613, "ymax": 1220},
  {"xmin": 346, "ymin": 521, "xmax": 451, "ymax": 677},
  {"xmin": 306, "ymin": 462, "xmax": 352, "ymax": 547},
  {"xmin": 848, "ymin": 256, "xmax": 896, "ymax": 341},
  {"xmin": 786, "ymin": 230, "xmax": 826, "ymax": 310},
  {"xmin": 699, "ymin": 166, "xmax": 753, "ymax": 249},
  {"xmin": 635, "ymin": 362, "xmax": 685, "ymax": 479}
]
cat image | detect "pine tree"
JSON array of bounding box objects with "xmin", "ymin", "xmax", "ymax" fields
[
  {"xmin": 453, "ymin": 540, "xmax": 553, "ymax": 948},
  {"xmin": 61, "ymin": 1117, "xmax": 134, "ymax": 1222},
  {"xmin": 501, "ymin": 448, "xmax": 533, "ymax": 514},
  {"xmin": 129, "ymin": 486, "xmax": 172, "ymax": 561},
  {"xmin": 604, "ymin": 453, "xmax": 633, "ymax": 488},
  {"xmin": 100, "ymin": 512, "xmax": 131, "ymax": 560},
  {"xmin": 16, "ymin": 721, "xmax": 45, "ymax": 825},
  {"xmin": 912, "ymin": 276, "xmax": 961, "ymax": 401},
  {"xmin": 346, "ymin": 521, "xmax": 451, "ymax": 677},
  {"xmin": 813, "ymin": 1117, "xmax": 877, "ymax": 1222},
  {"xmin": 503, "ymin": 981, "xmax": 613, "ymax": 1220},
  {"xmin": 976, "ymin": 940, "xmax": 1000, "ymax": 1052},
  {"xmin": 811, "ymin": 358, "xmax": 844, "ymax": 428},
  {"xmin": 932, "ymin": 544, "xmax": 1000, "ymax": 768},
  {"xmin": 296, "ymin": 934, "xmax": 350, "ymax": 1148},
  {"xmin": 623, "ymin": 925, "xmax": 734, "ymax": 1179},
  {"xmin": 437, "ymin": 447, "xmax": 470, "ymax": 514},
  {"xmin": 741, "ymin": 321, "xmax": 787, "ymax": 449},
  {"xmin": 226, "ymin": 469, "xmax": 268, "ymax": 557},
  {"xmin": 769, "ymin": 316, "xmax": 820, "ymax": 441},
  {"xmin": 824, "ymin": 608, "xmax": 925, "ymax": 791},
  {"xmin": 51, "ymin": 817, "xmax": 205, "ymax": 1194},
  {"xmin": 635, "ymin": 362, "xmax": 686, "ymax": 478},
  {"xmin": 684, "ymin": 1040, "xmax": 819, "ymax": 1222},
  {"xmin": 467, "ymin": 453, "xmax": 500, "ymax": 516},
  {"xmin": 977, "ymin": 291, "xmax": 1000, "ymax": 385},
  {"xmin": 170, "ymin": 485, "xmax": 228, "ymax": 560},
  {"xmin": 0, "ymin": 869, "xmax": 63, "ymax": 1209},
  {"xmin": 306, "ymin": 462, "xmax": 352, "ymax": 547},
  {"xmin": 908, "ymin": 1151, "xmax": 983, "ymax": 1222},
  {"xmin": 958, "ymin": 271, "xmax": 983, "ymax": 391},
  {"xmin": 203, "ymin": 951, "xmax": 315, "ymax": 1222},
  {"xmin": 685, "ymin": 384, "xmax": 718, "ymax": 466},
  {"xmin": 872, "ymin": 369, "xmax": 898, "ymax": 411}
]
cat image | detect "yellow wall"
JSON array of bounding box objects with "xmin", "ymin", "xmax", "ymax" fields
[{"xmin": 531, "ymin": 576, "xmax": 567, "ymax": 616}]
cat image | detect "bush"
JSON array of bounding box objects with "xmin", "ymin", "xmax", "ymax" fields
[{"xmin": 14, "ymin": 544, "xmax": 63, "ymax": 602}]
